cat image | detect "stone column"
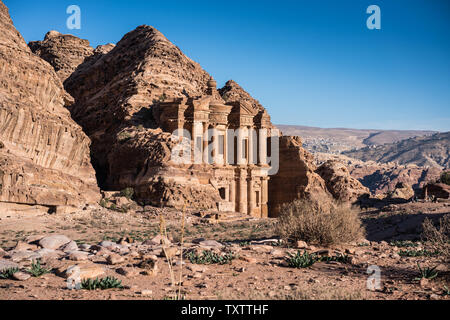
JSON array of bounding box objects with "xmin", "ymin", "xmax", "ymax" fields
[
  {"xmin": 238, "ymin": 171, "xmax": 247, "ymax": 214},
  {"xmin": 224, "ymin": 127, "xmax": 228, "ymax": 165},
  {"xmin": 261, "ymin": 177, "xmax": 269, "ymax": 218},
  {"xmin": 237, "ymin": 128, "xmax": 244, "ymax": 165},
  {"xmin": 230, "ymin": 178, "xmax": 236, "ymax": 210},
  {"xmin": 258, "ymin": 128, "xmax": 267, "ymax": 165},
  {"xmin": 193, "ymin": 121, "xmax": 203, "ymax": 164},
  {"xmin": 203, "ymin": 123, "xmax": 209, "ymax": 164},
  {"xmin": 247, "ymin": 176, "xmax": 255, "ymax": 216},
  {"xmin": 212, "ymin": 126, "xmax": 219, "ymax": 165},
  {"xmin": 248, "ymin": 127, "xmax": 254, "ymax": 165}
]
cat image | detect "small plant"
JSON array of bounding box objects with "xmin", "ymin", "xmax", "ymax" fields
[
  {"xmin": 117, "ymin": 131, "xmax": 132, "ymax": 142},
  {"xmin": 440, "ymin": 171, "xmax": 450, "ymax": 185},
  {"xmin": 159, "ymin": 93, "xmax": 167, "ymax": 102},
  {"xmin": 27, "ymin": 260, "xmax": 50, "ymax": 277},
  {"xmin": 443, "ymin": 285, "xmax": 450, "ymax": 296},
  {"xmin": 286, "ymin": 250, "xmax": 317, "ymax": 268},
  {"xmin": 0, "ymin": 267, "xmax": 19, "ymax": 279},
  {"xmin": 81, "ymin": 277, "xmax": 123, "ymax": 290},
  {"xmin": 120, "ymin": 187, "xmax": 134, "ymax": 200},
  {"xmin": 99, "ymin": 198, "xmax": 109, "ymax": 208},
  {"xmin": 239, "ymin": 241, "xmax": 251, "ymax": 247},
  {"xmin": 398, "ymin": 249, "xmax": 440, "ymax": 257},
  {"xmin": 318, "ymin": 253, "xmax": 350, "ymax": 264},
  {"xmin": 186, "ymin": 250, "xmax": 235, "ymax": 265},
  {"xmin": 389, "ymin": 240, "xmax": 419, "ymax": 248},
  {"xmin": 415, "ymin": 263, "xmax": 439, "ymax": 280}
]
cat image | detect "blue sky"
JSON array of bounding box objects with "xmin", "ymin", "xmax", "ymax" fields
[{"xmin": 4, "ymin": 0, "xmax": 450, "ymax": 131}]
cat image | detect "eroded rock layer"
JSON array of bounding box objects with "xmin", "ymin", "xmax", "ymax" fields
[{"xmin": 0, "ymin": 1, "xmax": 100, "ymax": 207}]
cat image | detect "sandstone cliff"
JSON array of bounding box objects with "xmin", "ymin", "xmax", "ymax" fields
[{"xmin": 0, "ymin": 1, "xmax": 100, "ymax": 207}]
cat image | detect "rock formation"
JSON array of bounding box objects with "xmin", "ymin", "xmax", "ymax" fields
[
  {"xmin": 316, "ymin": 160, "xmax": 370, "ymax": 203},
  {"xmin": 388, "ymin": 182, "xmax": 415, "ymax": 201},
  {"xmin": 28, "ymin": 31, "xmax": 94, "ymax": 83},
  {"xmin": 314, "ymin": 152, "xmax": 442, "ymax": 196},
  {"xmin": 0, "ymin": 1, "xmax": 100, "ymax": 207},
  {"xmin": 24, "ymin": 24, "xmax": 373, "ymax": 215},
  {"xmin": 268, "ymin": 136, "xmax": 334, "ymax": 217}
]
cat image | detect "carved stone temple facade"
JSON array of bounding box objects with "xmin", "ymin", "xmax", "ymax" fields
[{"xmin": 154, "ymin": 78, "xmax": 276, "ymax": 218}]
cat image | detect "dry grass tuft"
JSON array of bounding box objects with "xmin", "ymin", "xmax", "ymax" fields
[
  {"xmin": 422, "ymin": 215, "xmax": 450, "ymax": 262},
  {"xmin": 276, "ymin": 199, "xmax": 365, "ymax": 247}
]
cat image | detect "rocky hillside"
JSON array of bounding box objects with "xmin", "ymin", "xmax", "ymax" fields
[
  {"xmin": 278, "ymin": 125, "xmax": 436, "ymax": 154},
  {"xmin": 343, "ymin": 132, "xmax": 450, "ymax": 169},
  {"xmin": 0, "ymin": 0, "xmax": 100, "ymax": 207},
  {"xmin": 314, "ymin": 153, "xmax": 442, "ymax": 196}
]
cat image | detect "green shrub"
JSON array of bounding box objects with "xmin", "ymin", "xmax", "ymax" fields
[
  {"xmin": 186, "ymin": 250, "xmax": 235, "ymax": 265},
  {"xmin": 27, "ymin": 260, "xmax": 50, "ymax": 277},
  {"xmin": 276, "ymin": 199, "xmax": 365, "ymax": 246},
  {"xmin": 0, "ymin": 267, "xmax": 19, "ymax": 279},
  {"xmin": 389, "ymin": 240, "xmax": 419, "ymax": 248},
  {"xmin": 415, "ymin": 263, "xmax": 439, "ymax": 280},
  {"xmin": 398, "ymin": 249, "xmax": 440, "ymax": 257},
  {"xmin": 286, "ymin": 251, "xmax": 317, "ymax": 268},
  {"xmin": 120, "ymin": 187, "xmax": 134, "ymax": 200},
  {"xmin": 440, "ymin": 171, "xmax": 450, "ymax": 185},
  {"xmin": 81, "ymin": 277, "xmax": 123, "ymax": 290}
]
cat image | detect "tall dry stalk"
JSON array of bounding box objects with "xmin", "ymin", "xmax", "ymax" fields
[
  {"xmin": 159, "ymin": 214, "xmax": 175, "ymax": 290},
  {"xmin": 159, "ymin": 203, "xmax": 187, "ymax": 300},
  {"xmin": 177, "ymin": 203, "xmax": 186, "ymax": 299}
]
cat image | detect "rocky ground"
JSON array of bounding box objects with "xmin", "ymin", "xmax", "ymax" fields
[{"xmin": 0, "ymin": 202, "xmax": 448, "ymax": 300}]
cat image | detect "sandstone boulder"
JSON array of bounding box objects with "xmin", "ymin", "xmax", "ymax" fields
[
  {"xmin": 389, "ymin": 182, "xmax": 414, "ymax": 200},
  {"xmin": 39, "ymin": 235, "xmax": 71, "ymax": 250},
  {"xmin": 316, "ymin": 160, "xmax": 370, "ymax": 203},
  {"xmin": 268, "ymin": 136, "xmax": 334, "ymax": 217}
]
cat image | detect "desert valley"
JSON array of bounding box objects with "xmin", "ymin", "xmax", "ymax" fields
[{"xmin": 0, "ymin": 0, "xmax": 449, "ymax": 301}]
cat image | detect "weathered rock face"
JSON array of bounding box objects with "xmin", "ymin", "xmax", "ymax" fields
[
  {"xmin": 316, "ymin": 160, "xmax": 370, "ymax": 203},
  {"xmin": 0, "ymin": 1, "xmax": 100, "ymax": 207},
  {"xmin": 389, "ymin": 182, "xmax": 415, "ymax": 200},
  {"xmin": 28, "ymin": 31, "xmax": 94, "ymax": 83},
  {"xmin": 268, "ymin": 136, "xmax": 334, "ymax": 217}
]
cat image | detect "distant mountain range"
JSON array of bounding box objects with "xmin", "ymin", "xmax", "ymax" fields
[
  {"xmin": 343, "ymin": 132, "xmax": 450, "ymax": 169},
  {"xmin": 277, "ymin": 125, "xmax": 437, "ymax": 154}
]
